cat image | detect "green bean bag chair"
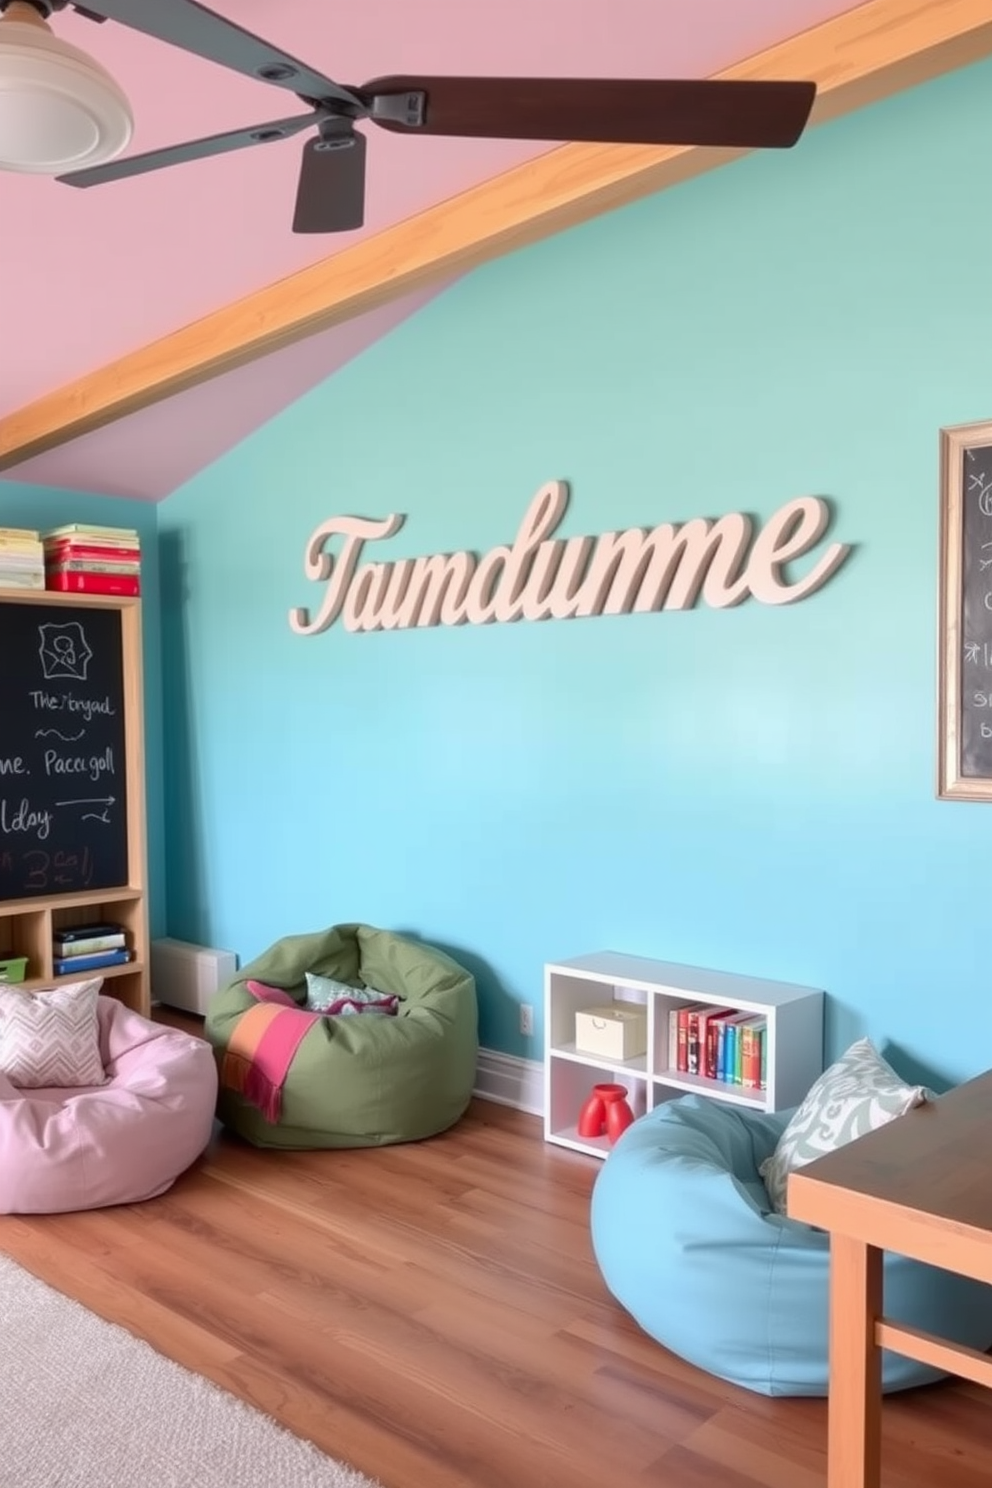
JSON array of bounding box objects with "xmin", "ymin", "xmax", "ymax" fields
[{"xmin": 205, "ymin": 923, "xmax": 478, "ymax": 1149}]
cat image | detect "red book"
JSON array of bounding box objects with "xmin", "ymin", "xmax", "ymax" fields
[
  {"xmin": 46, "ymin": 571, "xmax": 141, "ymax": 596},
  {"xmin": 676, "ymin": 1006, "xmax": 690, "ymax": 1073},
  {"xmin": 676, "ymin": 1002, "xmax": 704, "ymax": 1074},
  {"xmin": 45, "ymin": 540, "xmax": 141, "ymax": 563},
  {"xmin": 688, "ymin": 1004, "xmax": 731, "ymax": 1076},
  {"xmin": 687, "ymin": 1009, "xmax": 701, "ymax": 1075}
]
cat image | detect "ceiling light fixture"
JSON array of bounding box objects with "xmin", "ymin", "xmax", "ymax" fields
[{"xmin": 0, "ymin": 0, "xmax": 131, "ymax": 174}]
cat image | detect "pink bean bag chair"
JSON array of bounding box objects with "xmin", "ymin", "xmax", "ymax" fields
[{"xmin": 0, "ymin": 997, "xmax": 217, "ymax": 1214}]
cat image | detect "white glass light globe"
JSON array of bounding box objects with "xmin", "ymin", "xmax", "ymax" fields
[{"xmin": 0, "ymin": 4, "xmax": 132, "ymax": 174}]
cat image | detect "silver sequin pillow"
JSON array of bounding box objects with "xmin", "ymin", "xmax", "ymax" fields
[{"xmin": 759, "ymin": 1037, "xmax": 931, "ymax": 1215}]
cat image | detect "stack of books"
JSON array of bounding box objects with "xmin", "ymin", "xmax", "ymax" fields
[
  {"xmin": 44, "ymin": 523, "xmax": 142, "ymax": 597},
  {"xmin": 668, "ymin": 1003, "xmax": 768, "ymax": 1091},
  {"xmin": 0, "ymin": 526, "xmax": 45, "ymax": 591},
  {"xmin": 53, "ymin": 922, "xmax": 131, "ymax": 977}
]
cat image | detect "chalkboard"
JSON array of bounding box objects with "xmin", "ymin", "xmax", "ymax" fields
[
  {"xmin": 0, "ymin": 601, "xmax": 129, "ymax": 898},
  {"xmin": 959, "ymin": 443, "xmax": 992, "ymax": 778},
  {"xmin": 938, "ymin": 423, "xmax": 992, "ymax": 799}
]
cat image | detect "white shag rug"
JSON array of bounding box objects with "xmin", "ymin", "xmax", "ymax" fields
[{"xmin": 0, "ymin": 1253, "xmax": 380, "ymax": 1488}]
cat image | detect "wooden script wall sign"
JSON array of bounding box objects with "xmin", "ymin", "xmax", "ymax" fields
[{"xmin": 289, "ymin": 481, "xmax": 849, "ymax": 636}]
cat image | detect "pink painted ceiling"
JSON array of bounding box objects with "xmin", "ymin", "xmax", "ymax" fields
[{"xmin": 1, "ymin": 0, "xmax": 867, "ymax": 501}]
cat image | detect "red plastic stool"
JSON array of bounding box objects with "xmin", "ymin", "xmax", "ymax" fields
[{"xmin": 577, "ymin": 1082, "xmax": 635, "ymax": 1143}]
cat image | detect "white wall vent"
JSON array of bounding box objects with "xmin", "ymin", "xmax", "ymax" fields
[{"xmin": 150, "ymin": 937, "xmax": 238, "ymax": 1015}]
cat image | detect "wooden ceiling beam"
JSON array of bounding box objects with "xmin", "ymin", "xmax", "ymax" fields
[{"xmin": 1, "ymin": 0, "xmax": 990, "ymax": 471}]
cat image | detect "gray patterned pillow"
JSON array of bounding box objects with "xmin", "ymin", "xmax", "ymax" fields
[
  {"xmin": 759, "ymin": 1037, "xmax": 931, "ymax": 1215},
  {"xmin": 0, "ymin": 978, "xmax": 106, "ymax": 1088},
  {"xmin": 304, "ymin": 972, "xmax": 398, "ymax": 1015}
]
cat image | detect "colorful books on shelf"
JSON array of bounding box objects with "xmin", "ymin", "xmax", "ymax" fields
[
  {"xmin": 52, "ymin": 922, "xmax": 130, "ymax": 977},
  {"xmin": 0, "ymin": 527, "xmax": 45, "ymax": 591},
  {"xmin": 669, "ymin": 1004, "xmax": 767, "ymax": 1091},
  {"xmin": 43, "ymin": 523, "xmax": 142, "ymax": 597}
]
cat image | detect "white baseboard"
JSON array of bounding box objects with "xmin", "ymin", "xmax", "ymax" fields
[{"xmin": 474, "ymin": 1048, "xmax": 544, "ymax": 1116}]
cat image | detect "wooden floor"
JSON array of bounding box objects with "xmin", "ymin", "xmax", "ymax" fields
[{"xmin": 2, "ymin": 1032, "xmax": 991, "ymax": 1487}]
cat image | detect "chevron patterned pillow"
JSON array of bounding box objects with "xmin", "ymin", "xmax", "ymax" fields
[{"xmin": 0, "ymin": 979, "xmax": 106, "ymax": 1089}]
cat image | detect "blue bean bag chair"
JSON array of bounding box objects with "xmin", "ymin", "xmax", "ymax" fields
[{"xmin": 590, "ymin": 1096, "xmax": 992, "ymax": 1396}]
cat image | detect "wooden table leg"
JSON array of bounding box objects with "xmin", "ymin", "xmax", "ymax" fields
[{"xmin": 828, "ymin": 1233, "xmax": 883, "ymax": 1488}]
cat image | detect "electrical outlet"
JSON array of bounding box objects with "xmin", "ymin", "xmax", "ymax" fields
[{"xmin": 519, "ymin": 1002, "xmax": 534, "ymax": 1037}]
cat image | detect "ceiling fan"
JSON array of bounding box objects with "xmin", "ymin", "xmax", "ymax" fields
[{"xmin": 0, "ymin": 0, "xmax": 817, "ymax": 233}]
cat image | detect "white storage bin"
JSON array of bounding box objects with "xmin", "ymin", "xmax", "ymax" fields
[{"xmin": 575, "ymin": 1002, "xmax": 648, "ymax": 1062}]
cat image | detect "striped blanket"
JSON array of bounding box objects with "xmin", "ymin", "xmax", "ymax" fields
[{"xmin": 219, "ymin": 980, "xmax": 320, "ymax": 1123}]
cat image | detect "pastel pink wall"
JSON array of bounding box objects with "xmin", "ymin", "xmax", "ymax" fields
[
  {"xmin": 5, "ymin": 286, "xmax": 446, "ymax": 500},
  {"xmin": 1, "ymin": 0, "xmax": 866, "ymax": 498}
]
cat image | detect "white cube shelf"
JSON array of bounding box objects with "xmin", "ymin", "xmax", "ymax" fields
[{"xmin": 544, "ymin": 951, "xmax": 824, "ymax": 1159}]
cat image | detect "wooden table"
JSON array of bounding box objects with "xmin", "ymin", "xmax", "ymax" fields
[{"xmin": 788, "ymin": 1069, "xmax": 992, "ymax": 1488}]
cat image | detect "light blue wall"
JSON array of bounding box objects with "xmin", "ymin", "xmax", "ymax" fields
[
  {"xmin": 159, "ymin": 57, "xmax": 992, "ymax": 1086},
  {"xmin": 0, "ymin": 485, "xmax": 166, "ymax": 935}
]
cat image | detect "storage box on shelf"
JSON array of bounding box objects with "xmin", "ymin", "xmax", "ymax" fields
[
  {"xmin": 575, "ymin": 1002, "xmax": 648, "ymax": 1061},
  {"xmin": 544, "ymin": 951, "xmax": 823, "ymax": 1159}
]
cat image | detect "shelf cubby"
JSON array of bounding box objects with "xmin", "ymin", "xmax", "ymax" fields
[{"xmin": 544, "ymin": 951, "xmax": 823, "ymax": 1160}]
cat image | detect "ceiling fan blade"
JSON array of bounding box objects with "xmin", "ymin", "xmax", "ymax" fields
[
  {"xmin": 82, "ymin": 0, "xmax": 362, "ymax": 111},
  {"xmin": 293, "ymin": 130, "xmax": 366, "ymax": 234},
  {"xmin": 364, "ymin": 76, "xmax": 816, "ymax": 149},
  {"xmin": 58, "ymin": 112, "xmax": 318, "ymax": 188}
]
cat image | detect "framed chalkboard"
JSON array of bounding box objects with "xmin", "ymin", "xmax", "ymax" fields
[
  {"xmin": 938, "ymin": 420, "xmax": 992, "ymax": 800},
  {"xmin": 0, "ymin": 596, "xmax": 137, "ymax": 899}
]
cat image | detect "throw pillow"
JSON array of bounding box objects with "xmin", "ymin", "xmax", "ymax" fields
[
  {"xmin": 245, "ymin": 979, "xmax": 298, "ymax": 1008},
  {"xmin": 759, "ymin": 1037, "xmax": 931, "ymax": 1215},
  {"xmin": 304, "ymin": 971, "xmax": 399, "ymax": 1016},
  {"xmin": 0, "ymin": 978, "xmax": 106, "ymax": 1088}
]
